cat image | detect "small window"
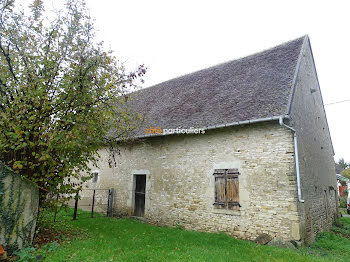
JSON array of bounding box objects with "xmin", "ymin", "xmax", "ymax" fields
[
  {"xmin": 91, "ymin": 172, "xmax": 99, "ymax": 183},
  {"xmin": 213, "ymin": 169, "xmax": 240, "ymax": 209}
]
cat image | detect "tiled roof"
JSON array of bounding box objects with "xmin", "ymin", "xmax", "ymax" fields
[{"xmin": 128, "ymin": 36, "xmax": 306, "ymax": 137}]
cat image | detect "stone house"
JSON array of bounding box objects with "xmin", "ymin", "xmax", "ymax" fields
[{"xmin": 86, "ymin": 35, "xmax": 338, "ymax": 244}]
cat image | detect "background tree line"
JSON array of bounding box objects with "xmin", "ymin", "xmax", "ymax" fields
[{"xmin": 336, "ymin": 158, "xmax": 350, "ymax": 179}]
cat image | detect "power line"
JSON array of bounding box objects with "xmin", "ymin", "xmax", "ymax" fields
[{"xmin": 325, "ymin": 99, "xmax": 350, "ymax": 106}]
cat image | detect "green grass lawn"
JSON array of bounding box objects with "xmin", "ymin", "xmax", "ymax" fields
[{"xmin": 21, "ymin": 209, "xmax": 350, "ymax": 261}]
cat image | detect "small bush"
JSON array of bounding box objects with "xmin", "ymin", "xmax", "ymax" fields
[
  {"xmin": 333, "ymin": 217, "xmax": 343, "ymax": 228},
  {"xmin": 12, "ymin": 241, "xmax": 60, "ymax": 261},
  {"xmin": 41, "ymin": 241, "xmax": 60, "ymax": 253},
  {"xmin": 13, "ymin": 246, "xmax": 36, "ymax": 262},
  {"xmin": 339, "ymin": 196, "xmax": 347, "ymax": 208}
]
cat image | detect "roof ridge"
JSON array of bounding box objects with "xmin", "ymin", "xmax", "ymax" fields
[{"xmin": 141, "ymin": 35, "xmax": 308, "ymax": 91}]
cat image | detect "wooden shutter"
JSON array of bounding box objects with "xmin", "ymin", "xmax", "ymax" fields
[
  {"xmin": 227, "ymin": 169, "xmax": 239, "ymax": 208},
  {"xmin": 214, "ymin": 169, "xmax": 240, "ymax": 208},
  {"xmin": 214, "ymin": 169, "xmax": 225, "ymax": 206},
  {"xmin": 226, "ymin": 175, "xmax": 239, "ymax": 204}
]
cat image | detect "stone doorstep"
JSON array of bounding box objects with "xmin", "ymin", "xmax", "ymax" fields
[{"xmin": 129, "ymin": 216, "xmax": 147, "ymax": 223}]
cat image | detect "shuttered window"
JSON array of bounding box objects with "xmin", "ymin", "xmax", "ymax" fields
[{"xmin": 213, "ymin": 169, "xmax": 240, "ymax": 209}]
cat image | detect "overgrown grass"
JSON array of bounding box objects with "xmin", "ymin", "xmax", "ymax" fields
[
  {"xmin": 26, "ymin": 209, "xmax": 350, "ymax": 261},
  {"xmin": 299, "ymin": 217, "xmax": 350, "ymax": 261}
]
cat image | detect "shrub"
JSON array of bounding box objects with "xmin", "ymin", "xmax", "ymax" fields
[
  {"xmin": 339, "ymin": 196, "xmax": 347, "ymax": 208},
  {"xmin": 13, "ymin": 247, "xmax": 36, "ymax": 262}
]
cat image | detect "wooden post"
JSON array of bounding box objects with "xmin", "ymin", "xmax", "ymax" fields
[
  {"xmin": 107, "ymin": 188, "xmax": 114, "ymax": 217},
  {"xmin": 73, "ymin": 192, "xmax": 79, "ymax": 220},
  {"xmin": 107, "ymin": 189, "xmax": 110, "ymax": 216},
  {"xmin": 53, "ymin": 194, "xmax": 59, "ymax": 223},
  {"xmin": 91, "ymin": 189, "xmax": 96, "ymax": 218}
]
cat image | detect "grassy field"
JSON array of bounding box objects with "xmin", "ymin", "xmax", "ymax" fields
[{"xmin": 16, "ymin": 209, "xmax": 350, "ymax": 262}]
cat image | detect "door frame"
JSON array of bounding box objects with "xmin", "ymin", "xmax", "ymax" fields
[{"xmin": 128, "ymin": 170, "xmax": 150, "ymax": 216}]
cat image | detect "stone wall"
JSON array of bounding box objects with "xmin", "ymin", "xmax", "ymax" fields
[
  {"xmin": 289, "ymin": 38, "xmax": 338, "ymax": 244},
  {"xmin": 90, "ymin": 122, "xmax": 301, "ymax": 241},
  {"xmin": 0, "ymin": 162, "xmax": 39, "ymax": 253}
]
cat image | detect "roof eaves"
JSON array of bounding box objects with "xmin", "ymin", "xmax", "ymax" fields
[{"xmin": 134, "ymin": 115, "xmax": 288, "ymax": 139}]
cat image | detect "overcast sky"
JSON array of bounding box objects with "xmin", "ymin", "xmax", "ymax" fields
[{"xmin": 49, "ymin": 0, "xmax": 350, "ymax": 162}]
